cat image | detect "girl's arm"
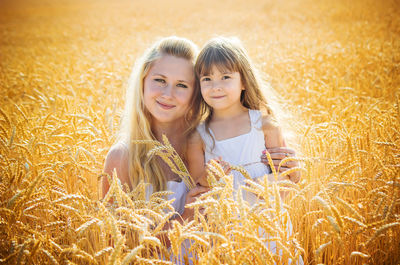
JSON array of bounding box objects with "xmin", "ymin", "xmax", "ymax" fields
[
  {"xmin": 102, "ymin": 143, "xmax": 130, "ymax": 198},
  {"xmin": 261, "ymin": 115, "xmax": 301, "ymax": 184},
  {"xmin": 262, "ymin": 116, "xmax": 289, "ymax": 182},
  {"xmin": 262, "ymin": 115, "xmax": 286, "ymax": 149},
  {"xmin": 186, "ymin": 130, "xmax": 208, "ymax": 187}
]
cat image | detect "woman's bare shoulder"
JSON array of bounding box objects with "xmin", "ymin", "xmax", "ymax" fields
[
  {"xmin": 102, "ymin": 143, "xmax": 130, "ymax": 197},
  {"xmin": 106, "ymin": 142, "xmax": 129, "ymax": 159},
  {"xmin": 104, "ymin": 142, "xmax": 129, "ymax": 178}
]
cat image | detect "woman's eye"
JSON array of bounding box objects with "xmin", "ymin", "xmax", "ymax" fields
[
  {"xmin": 177, "ymin": 83, "xmax": 188, "ymax": 88},
  {"xmin": 154, "ymin": 78, "xmax": 166, "ymax": 84}
]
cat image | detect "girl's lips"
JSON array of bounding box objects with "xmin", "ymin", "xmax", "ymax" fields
[
  {"xmin": 156, "ymin": 101, "xmax": 175, "ymax": 109},
  {"xmin": 211, "ymin": 95, "xmax": 225, "ymax": 99}
]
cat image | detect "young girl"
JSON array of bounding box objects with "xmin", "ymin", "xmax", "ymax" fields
[
  {"xmin": 188, "ymin": 36, "xmax": 304, "ymax": 265},
  {"xmin": 187, "ymin": 37, "xmax": 298, "ymax": 194}
]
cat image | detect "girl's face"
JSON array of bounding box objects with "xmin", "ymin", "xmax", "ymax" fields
[
  {"xmin": 143, "ymin": 55, "xmax": 195, "ymax": 124},
  {"xmin": 199, "ymin": 65, "xmax": 244, "ymax": 111}
]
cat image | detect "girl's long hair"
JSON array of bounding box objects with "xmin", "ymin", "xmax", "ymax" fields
[{"xmin": 119, "ymin": 36, "xmax": 200, "ymax": 192}]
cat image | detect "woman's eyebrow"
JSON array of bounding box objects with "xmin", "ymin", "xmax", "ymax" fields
[
  {"xmin": 151, "ymin": 74, "xmax": 189, "ymax": 83},
  {"xmin": 151, "ymin": 73, "xmax": 166, "ymax": 77}
]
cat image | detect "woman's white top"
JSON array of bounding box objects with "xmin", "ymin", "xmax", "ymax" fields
[
  {"xmin": 165, "ymin": 181, "xmax": 188, "ymax": 215},
  {"xmin": 114, "ymin": 142, "xmax": 188, "ymax": 215},
  {"xmin": 197, "ymin": 109, "xmax": 272, "ymax": 191}
]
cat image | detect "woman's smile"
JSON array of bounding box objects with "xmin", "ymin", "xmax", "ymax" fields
[{"xmin": 156, "ymin": 100, "xmax": 176, "ymax": 109}]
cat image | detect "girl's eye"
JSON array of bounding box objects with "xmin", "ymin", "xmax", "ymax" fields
[
  {"xmin": 201, "ymin": 77, "xmax": 211, "ymax": 82},
  {"xmin": 177, "ymin": 83, "xmax": 188, "ymax": 88},
  {"xmin": 222, "ymin": 75, "xmax": 231, "ymax": 80}
]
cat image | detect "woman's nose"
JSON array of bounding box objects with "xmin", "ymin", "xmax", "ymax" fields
[{"xmin": 162, "ymin": 84, "xmax": 173, "ymax": 97}]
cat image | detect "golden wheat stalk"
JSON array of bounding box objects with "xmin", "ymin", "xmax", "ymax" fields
[{"xmin": 135, "ymin": 135, "xmax": 196, "ymax": 189}]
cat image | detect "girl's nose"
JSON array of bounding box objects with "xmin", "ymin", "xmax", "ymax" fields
[{"xmin": 211, "ymin": 80, "xmax": 222, "ymax": 91}]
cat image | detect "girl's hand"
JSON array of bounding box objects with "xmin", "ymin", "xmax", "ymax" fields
[
  {"xmin": 181, "ymin": 185, "xmax": 210, "ymax": 221},
  {"xmin": 260, "ymin": 147, "xmax": 301, "ymax": 183}
]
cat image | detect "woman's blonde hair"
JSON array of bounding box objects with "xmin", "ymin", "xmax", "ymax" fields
[
  {"xmin": 195, "ymin": 37, "xmax": 277, "ymax": 139},
  {"xmin": 119, "ymin": 36, "xmax": 200, "ymax": 192}
]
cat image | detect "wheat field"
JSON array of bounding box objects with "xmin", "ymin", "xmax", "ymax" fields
[{"xmin": 1, "ymin": 0, "xmax": 399, "ymax": 264}]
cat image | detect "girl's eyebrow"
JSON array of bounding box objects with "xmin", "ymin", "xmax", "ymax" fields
[
  {"xmin": 202, "ymin": 71, "xmax": 232, "ymax": 76},
  {"xmin": 220, "ymin": 69, "xmax": 234, "ymax": 74}
]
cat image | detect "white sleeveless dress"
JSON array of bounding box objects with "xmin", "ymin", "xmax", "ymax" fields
[
  {"xmin": 197, "ymin": 110, "xmax": 304, "ymax": 264},
  {"xmin": 113, "ymin": 142, "xmax": 189, "ymax": 215},
  {"xmin": 197, "ymin": 109, "xmax": 273, "ymax": 203}
]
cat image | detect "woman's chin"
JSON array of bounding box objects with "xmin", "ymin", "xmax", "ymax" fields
[{"xmin": 152, "ymin": 114, "xmax": 183, "ymax": 124}]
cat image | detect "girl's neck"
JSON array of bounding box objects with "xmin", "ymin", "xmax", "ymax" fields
[{"xmin": 211, "ymin": 104, "xmax": 248, "ymax": 122}]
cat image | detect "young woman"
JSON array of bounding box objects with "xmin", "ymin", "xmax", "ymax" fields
[{"xmin": 102, "ymin": 36, "xmax": 208, "ymax": 226}]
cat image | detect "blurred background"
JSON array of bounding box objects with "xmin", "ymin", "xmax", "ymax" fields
[{"xmin": 0, "ymin": 0, "xmax": 399, "ymax": 264}]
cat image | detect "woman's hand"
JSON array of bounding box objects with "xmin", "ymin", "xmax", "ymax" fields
[
  {"xmin": 214, "ymin": 157, "xmax": 231, "ymax": 175},
  {"xmin": 181, "ymin": 185, "xmax": 210, "ymax": 221},
  {"xmin": 197, "ymin": 158, "xmax": 231, "ymax": 187},
  {"xmin": 261, "ymin": 147, "xmax": 301, "ymax": 183}
]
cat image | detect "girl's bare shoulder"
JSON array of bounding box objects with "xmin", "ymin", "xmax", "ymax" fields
[
  {"xmin": 261, "ymin": 114, "xmax": 285, "ymax": 147},
  {"xmin": 261, "ymin": 114, "xmax": 280, "ymax": 132}
]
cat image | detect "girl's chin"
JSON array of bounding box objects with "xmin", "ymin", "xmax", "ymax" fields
[{"xmin": 206, "ymin": 103, "xmax": 228, "ymax": 110}]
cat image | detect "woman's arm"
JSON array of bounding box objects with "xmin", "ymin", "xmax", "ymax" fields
[
  {"xmin": 261, "ymin": 115, "xmax": 301, "ymax": 183},
  {"xmin": 186, "ymin": 130, "xmax": 208, "ymax": 187},
  {"xmin": 159, "ymin": 185, "xmax": 210, "ymax": 248},
  {"xmin": 102, "ymin": 143, "xmax": 130, "ymax": 198}
]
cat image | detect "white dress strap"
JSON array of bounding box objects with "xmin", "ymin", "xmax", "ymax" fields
[
  {"xmin": 249, "ymin": 109, "xmax": 263, "ymax": 129},
  {"xmin": 196, "ymin": 122, "xmax": 214, "ymax": 154}
]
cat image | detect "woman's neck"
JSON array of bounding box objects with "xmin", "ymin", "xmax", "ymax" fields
[{"xmin": 152, "ymin": 120, "xmax": 186, "ymax": 144}]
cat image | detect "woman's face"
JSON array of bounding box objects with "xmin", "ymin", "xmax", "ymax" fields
[{"xmin": 143, "ymin": 55, "xmax": 195, "ymax": 124}]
